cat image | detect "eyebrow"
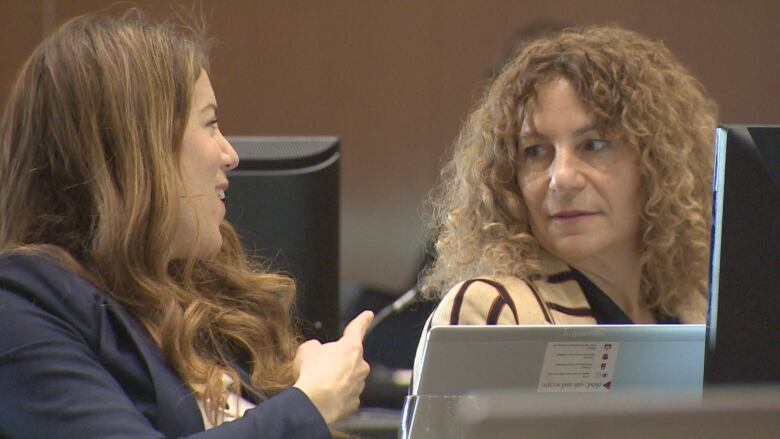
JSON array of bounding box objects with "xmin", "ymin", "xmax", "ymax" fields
[
  {"xmin": 199, "ymin": 103, "xmax": 218, "ymax": 114},
  {"xmin": 519, "ymin": 123, "xmax": 600, "ymax": 142}
]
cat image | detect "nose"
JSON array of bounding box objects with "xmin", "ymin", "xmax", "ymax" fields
[
  {"xmin": 549, "ymin": 146, "xmax": 585, "ymax": 193},
  {"xmin": 220, "ymin": 135, "xmax": 239, "ymax": 172}
]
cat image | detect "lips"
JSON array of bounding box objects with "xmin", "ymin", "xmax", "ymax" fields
[
  {"xmin": 550, "ymin": 210, "xmax": 597, "ymax": 220},
  {"xmin": 215, "ymin": 181, "xmax": 229, "ymax": 201}
]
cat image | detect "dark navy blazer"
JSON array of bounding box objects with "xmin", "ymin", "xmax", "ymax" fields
[{"xmin": 0, "ymin": 254, "xmax": 331, "ymax": 438}]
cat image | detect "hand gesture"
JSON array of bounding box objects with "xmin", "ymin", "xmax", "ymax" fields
[{"xmin": 293, "ymin": 310, "xmax": 373, "ymax": 424}]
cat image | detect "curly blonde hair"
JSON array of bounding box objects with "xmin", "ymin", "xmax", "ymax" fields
[
  {"xmin": 421, "ymin": 25, "xmax": 717, "ymax": 319},
  {"xmin": 0, "ymin": 10, "xmax": 298, "ymax": 425}
]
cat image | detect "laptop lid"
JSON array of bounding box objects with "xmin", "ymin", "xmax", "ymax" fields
[
  {"xmin": 414, "ymin": 324, "xmax": 705, "ymax": 396},
  {"xmin": 705, "ymin": 124, "xmax": 780, "ymax": 384}
]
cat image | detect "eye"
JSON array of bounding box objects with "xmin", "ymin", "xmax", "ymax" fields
[
  {"xmin": 581, "ymin": 139, "xmax": 609, "ymax": 152},
  {"xmin": 519, "ymin": 144, "xmax": 554, "ymax": 172},
  {"xmin": 522, "ymin": 144, "xmax": 548, "ymax": 159},
  {"xmin": 207, "ymin": 117, "xmax": 220, "ymax": 132}
]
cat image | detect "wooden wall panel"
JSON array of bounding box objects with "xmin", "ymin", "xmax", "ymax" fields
[{"xmin": 2, "ymin": 0, "xmax": 779, "ymax": 291}]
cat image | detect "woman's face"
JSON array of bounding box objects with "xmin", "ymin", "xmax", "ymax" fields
[
  {"xmin": 174, "ymin": 70, "xmax": 239, "ymax": 258},
  {"xmin": 515, "ymin": 77, "xmax": 643, "ymax": 267}
]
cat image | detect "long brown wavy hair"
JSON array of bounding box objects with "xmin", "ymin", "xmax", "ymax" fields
[
  {"xmin": 0, "ymin": 10, "xmax": 299, "ymax": 424},
  {"xmin": 421, "ymin": 25, "xmax": 717, "ymax": 320}
]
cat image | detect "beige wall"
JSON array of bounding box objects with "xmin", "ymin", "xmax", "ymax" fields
[{"xmin": 3, "ymin": 0, "xmax": 779, "ymax": 291}]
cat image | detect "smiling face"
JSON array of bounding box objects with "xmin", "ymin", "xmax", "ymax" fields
[
  {"xmin": 174, "ymin": 70, "xmax": 239, "ymax": 259},
  {"xmin": 516, "ymin": 77, "xmax": 643, "ymax": 268}
]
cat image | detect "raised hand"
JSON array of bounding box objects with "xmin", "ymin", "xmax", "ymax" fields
[{"xmin": 293, "ymin": 310, "xmax": 373, "ymax": 424}]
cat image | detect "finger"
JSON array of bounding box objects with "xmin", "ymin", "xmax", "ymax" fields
[{"xmin": 342, "ymin": 310, "xmax": 374, "ymax": 342}]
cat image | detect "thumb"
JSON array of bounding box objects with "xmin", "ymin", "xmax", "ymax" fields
[{"xmin": 342, "ymin": 310, "xmax": 374, "ymax": 342}]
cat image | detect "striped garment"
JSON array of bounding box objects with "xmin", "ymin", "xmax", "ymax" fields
[
  {"xmin": 427, "ymin": 251, "xmax": 600, "ymax": 329},
  {"xmin": 411, "ymin": 251, "xmax": 704, "ymax": 388}
]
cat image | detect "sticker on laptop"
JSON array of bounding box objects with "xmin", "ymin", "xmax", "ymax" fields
[{"xmin": 537, "ymin": 341, "xmax": 619, "ymax": 392}]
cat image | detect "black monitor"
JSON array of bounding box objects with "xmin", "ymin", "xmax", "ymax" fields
[
  {"xmin": 225, "ymin": 136, "xmax": 340, "ymax": 342},
  {"xmin": 705, "ymin": 124, "xmax": 780, "ymax": 384}
]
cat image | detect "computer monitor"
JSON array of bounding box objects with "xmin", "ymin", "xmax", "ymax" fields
[
  {"xmin": 705, "ymin": 124, "xmax": 780, "ymax": 384},
  {"xmin": 225, "ymin": 136, "xmax": 340, "ymax": 341}
]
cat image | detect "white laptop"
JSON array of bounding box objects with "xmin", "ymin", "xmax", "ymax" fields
[
  {"xmin": 413, "ymin": 324, "xmax": 705, "ymax": 396},
  {"xmin": 401, "ymin": 325, "xmax": 705, "ymax": 438}
]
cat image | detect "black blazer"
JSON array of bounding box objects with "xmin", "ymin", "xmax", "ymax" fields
[{"xmin": 0, "ymin": 254, "xmax": 330, "ymax": 438}]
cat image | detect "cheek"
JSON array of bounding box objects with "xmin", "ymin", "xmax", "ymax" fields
[
  {"xmin": 615, "ymin": 172, "xmax": 643, "ymax": 223},
  {"xmin": 517, "ymin": 173, "xmax": 545, "ymax": 217}
]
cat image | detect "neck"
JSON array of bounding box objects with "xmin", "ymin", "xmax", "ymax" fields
[{"xmin": 565, "ymin": 249, "xmax": 654, "ymax": 323}]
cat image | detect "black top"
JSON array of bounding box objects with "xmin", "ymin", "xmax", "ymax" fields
[{"xmin": 570, "ymin": 268, "xmax": 679, "ymax": 324}]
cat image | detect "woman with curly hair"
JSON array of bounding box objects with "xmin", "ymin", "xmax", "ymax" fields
[
  {"xmin": 414, "ymin": 25, "xmax": 717, "ymax": 362},
  {"xmin": 0, "ymin": 10, "xmax": 371, "ymax": 439}
]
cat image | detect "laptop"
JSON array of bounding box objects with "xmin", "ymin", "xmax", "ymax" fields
[
  {"xmin": 413, "ymin": 324, "xmax": 705, "ymax": 396},
  {"xmin": 401, "ymin": 325, "xmax": 705, "ymax": 438}
]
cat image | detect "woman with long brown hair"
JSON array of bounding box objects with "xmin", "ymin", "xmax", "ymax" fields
[{"xmin": 0, "ymin": 10, "xmax": 370, "ymax": 438}]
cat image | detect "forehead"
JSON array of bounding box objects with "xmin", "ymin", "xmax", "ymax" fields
[
  {"xmin": 519, "ymin": 78, "xmax": 595, "ymax": 135},
  {"xmin": 192, "ymin": 70, "xmax": 216, "ymax": 107}
]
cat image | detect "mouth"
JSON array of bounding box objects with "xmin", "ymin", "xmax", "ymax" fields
[
  {"xmin": 215, "ymin": 188, "xmax": 226, "ymax": 201},
  {"xmin": 549, "ymin": 210, "xmax": 597, "ymax": 221}
]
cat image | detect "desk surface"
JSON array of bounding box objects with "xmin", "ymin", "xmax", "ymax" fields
[{"xmin": 459, "ymin": 385, "xmax": 780, "ymax": 439}]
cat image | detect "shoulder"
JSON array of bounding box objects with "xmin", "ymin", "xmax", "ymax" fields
[
  {"xmin": 0, "ymin": 253, "xmax": 203, "ymax": 437},
  {"xmin": 431, "ymin": 276, "xmax": 552, "ymax": 326},
  {"xmin": 0, "ymin": 254, "xmax": 116, "ymax": 344},
  {"xmin": 672, "ymin": 295, "xmax": 708, "ymax": 324},
  {"xmin": 1, "ymin": 251, "xmax": 89, "ymax": 285},
  {"xmin": 432, "ymin": 267, "xmax": 598, "ymax": 326},
  {"xmin": 0, "ymin": 252, "xmax": 158, "ymax": 351},
  {"xmin": 0, "ymin": 252, "xmax": 103, "ymax": 307}
]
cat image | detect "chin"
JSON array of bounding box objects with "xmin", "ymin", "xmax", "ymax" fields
[{"xmin": 546, "ymin": 238, "xmax": 598, "ymax": 263}]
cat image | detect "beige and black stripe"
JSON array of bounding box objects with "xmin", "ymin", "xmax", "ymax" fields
[
  {"xmin": 450, "ymin": 278, "xmax": 520, "ymax": 325},
  {"xmin": 544, "ymin": 270, "xmax": 596, "ymax": 321}
]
